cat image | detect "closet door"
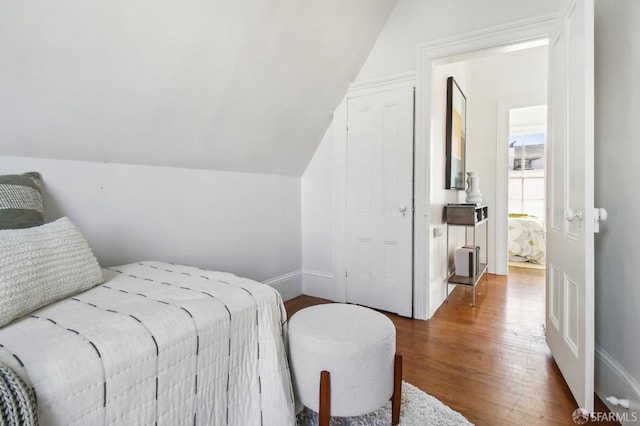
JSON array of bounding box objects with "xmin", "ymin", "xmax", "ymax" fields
[{"xmin": 345, "ymin": 86, "xmax": 414, "ymax": 317}]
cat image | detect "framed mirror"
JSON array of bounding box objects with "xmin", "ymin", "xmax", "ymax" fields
[{"xmin": 445, "ymin": 76, "xmax": 467, "ymax": 190}]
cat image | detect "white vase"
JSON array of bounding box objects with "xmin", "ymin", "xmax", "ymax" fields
[{"xmin": 465, "ymin": 171, "xmax": 482, "ymax": 205}]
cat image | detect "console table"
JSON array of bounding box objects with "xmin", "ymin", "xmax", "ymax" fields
[{"xmin": 445, "ymin": 204, "xmax": 488, "ymax": 306}]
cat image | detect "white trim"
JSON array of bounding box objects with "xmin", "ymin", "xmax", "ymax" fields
[
  {"xmin": 262, "ymin": 270, "xmax": 302, "ymax": 302},
  {"xmin": 496, "ymin": 95, "xmax": 547, "ymax": 276},
  {"xmin": 496, "ymin": 102, "xmax": 510, "ymax": 276},
  {"xmin": 333, "ymin": 98, "xmax": 348, "ymax": 303},
  {"xmin": 413, "ymin": 68, "xmax": 428, "ymax": 320},
  {"xmin": 416, "ymin": 14, "xmax": 556, "ymax": 319},
  {"xmin": 510, "ymin": 124, "xmax": 547, "ymax": 135},
  {"xmin": 262, "ymin": 270, "xmax": 301, "ymax": 285},
  {"xmin": 301, "ymin": 270, "xmax": 336, "ymax": 301},
  {"xmin": 301, "ymin": 269, "xmax": 334, "ymax": 280},
  {"xmin": 418, "ymin": 14, "xmax": 556, "ymax": 62},
  {"xmin": 348, "ymin": 72, "xmax": 417, "ymax": 98},
  {"xmin": 595, "ymin": 345, "xmax": 640, "ymax": 418}
]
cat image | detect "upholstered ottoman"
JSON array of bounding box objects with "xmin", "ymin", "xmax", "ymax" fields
[{"xmin": 288, "ymin": 303, "xmax": 402, "ymax": 426}]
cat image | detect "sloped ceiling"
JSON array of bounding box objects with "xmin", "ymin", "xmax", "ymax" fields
[{"xmin": 0, "ymin": 0, "xmax": 397, "ymax": 176}]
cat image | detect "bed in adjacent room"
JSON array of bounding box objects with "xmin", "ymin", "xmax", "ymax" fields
[{"xmin": 508, "ymin": 214, "xmax": 546, "ymax": 265}]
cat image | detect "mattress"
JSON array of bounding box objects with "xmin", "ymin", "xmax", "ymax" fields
[
  {"xmin": 0, "ymin": 261, "xmax": 295, "ymax": 425},
  {"xmin": 508, "ymin": 215, "xmax": 546, "ymax": 264}
]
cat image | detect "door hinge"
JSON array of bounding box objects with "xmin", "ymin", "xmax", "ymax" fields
[
  {"xmin": 345, "ymin": 270, "xmax": 348, "ymax": 278},
  {"xmin": 594, "ymin": 207, "xmax": 608, "ymax": 233}
]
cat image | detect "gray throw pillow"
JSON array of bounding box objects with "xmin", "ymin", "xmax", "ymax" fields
[{"xmin": 0, "ymin": 172, "xmax": 44, "ymax": 230}]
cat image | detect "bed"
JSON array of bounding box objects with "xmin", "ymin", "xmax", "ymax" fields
[
  {"xmin": 0, "ymin": 217, "xmax": 296, "ymax": 425},
  {"xmin": 508, "ymin": 214, "xmax": 546, "ymax": 264}
]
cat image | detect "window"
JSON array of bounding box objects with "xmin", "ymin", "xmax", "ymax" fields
[{"xmin": 508, "ymin": 132, "xmax": 545, "ymax": 221}]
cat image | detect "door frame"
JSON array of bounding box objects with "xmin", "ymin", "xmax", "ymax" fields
[
  {"xmin": 496, "ymin": 95, "xmax": 547, "ymax": 275},
  {"xmin": 415, "ymin": 14, "xmax": 556, "ymax": 319},
  {"xmin": 334, "ymin": 72, "xmax": 417, "ymax": 307}
]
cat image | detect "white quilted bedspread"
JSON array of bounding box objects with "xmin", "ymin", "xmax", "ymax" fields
[
  {"xmin": 508, "ymin": 216, "xmax": 546, "ymax": 264},
  {"xmin": 0, "ymin": 261, "xmax": 296, "ymax": 426}
]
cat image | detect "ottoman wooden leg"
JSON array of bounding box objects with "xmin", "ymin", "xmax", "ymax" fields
[
  {"xmin": 319, "ymin": 370, "xmax": 331, "ymax": 426},
  {"xmin": 391, "ymin": 353, "xmax": 403, "ymax": 425}
]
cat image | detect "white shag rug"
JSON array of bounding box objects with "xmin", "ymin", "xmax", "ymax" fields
[{"xmin": 296, "ymin": 381, "xmax": 473, "ymax": 426}]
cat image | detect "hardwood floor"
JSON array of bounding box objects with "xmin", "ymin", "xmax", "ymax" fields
[{"xmin": 284, "ymin": 267, "xmax": 617, "ymax": 425}]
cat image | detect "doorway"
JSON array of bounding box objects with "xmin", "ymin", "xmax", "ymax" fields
[
  {"xmin": 415, "ymin": 21, "xmax": 552, "ymax": 317},
  {"xmin": 417, "ymin": 3, "xmax": 595, "ymax": 409},
  {"xmin": 507, "ymin": 105, "xmax": 547, "ymax": 271},
  {"xmin": 428, "ymin": 42, "xmax": 549, "ymax": 281}
]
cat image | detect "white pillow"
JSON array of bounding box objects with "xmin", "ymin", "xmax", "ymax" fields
[{"xmin": 0, "ymin": 217, "xmax": 104, "ymax": 327}]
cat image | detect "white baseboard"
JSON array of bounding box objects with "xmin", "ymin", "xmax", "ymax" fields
[
  {"xmin": 301, "ymin": 270, "xmax": 335, "ymax": 301},
  {"xmin": 262, "ymin": 270, "xmax": 302, "ymax": 302},
  {"xmin": 263, "ymin": 269, "xmax": 336, "ymax": 302},
  {"xmin": 595, "ymin": 345, "xmax": 640, "ymax": 424},
  {"xmin": 428, "ymin": 261, "xmax": 454, "ymax": 319}
]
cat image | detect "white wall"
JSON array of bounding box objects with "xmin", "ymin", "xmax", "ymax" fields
[
  {"xmin": 429, "ymin": 62, "xmax": 469, "ymax": 315},
  {"xmin": 0, "ymin": 0, "xmax": 397, "ymax": 176},
  {"xmin": 301, "ymin": 125, "xmax": 336, "ymax": 300},
  {"xmin": 0, "ymin": 156, "xmax": 302, "ymax": 300},
  {"xmin": 593, "ymin": 0, "xmax": 640, "ymax": 416}
]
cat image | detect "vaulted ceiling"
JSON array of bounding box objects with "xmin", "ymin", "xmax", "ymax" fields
[{"xmin": 0, "ymin": 0, "xmax": 397, "ymax": 176}]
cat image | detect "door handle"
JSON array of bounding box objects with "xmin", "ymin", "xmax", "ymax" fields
[
  {"xmin": 399, "ymin": 205, "xmax": 407, "ymax": 216},
  {"xmin": 565, "ymin": 209, "xmax": 583, "ymax": 222}
]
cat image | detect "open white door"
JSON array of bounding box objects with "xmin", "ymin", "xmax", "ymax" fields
[
  {"xmin": 345, "ymin": 86, "xmax": 414, "ymax": 317},
  {"xmin": 546, "ymin": 0, "xmax": 595, "ymax": 412}
]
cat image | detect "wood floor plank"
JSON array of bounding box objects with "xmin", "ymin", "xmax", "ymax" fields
[{"xmin": 284, "ymin": 267, "xmax": 618, "ymax": 425}]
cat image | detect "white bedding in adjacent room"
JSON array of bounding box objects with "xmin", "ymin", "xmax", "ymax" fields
[
  {"xmin": 508, "ymin": 215, "xmax": 546, "ymax": 264},
  {"xmin": 0, "ymin": 261, "xmax": 295, "ymax": 426}
]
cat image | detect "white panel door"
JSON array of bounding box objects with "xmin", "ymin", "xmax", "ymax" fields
[
  {"xmin": 546, "ymin": 0, "xmax": 595, "ymax": 411},
  {"xmin": 345, "ymin": 86, "xmax": 414, "ymax": 317}
]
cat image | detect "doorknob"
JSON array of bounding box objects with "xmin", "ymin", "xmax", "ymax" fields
[
  {"xmin": 399, "ymin": 205, "xmax": 407, "ymax": 216},
  {"xmin": 565, "ymin": 209, "xmax": 583, "ymax": 222}
]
